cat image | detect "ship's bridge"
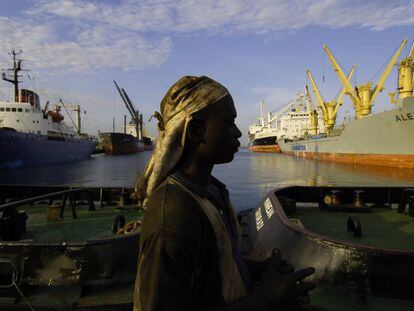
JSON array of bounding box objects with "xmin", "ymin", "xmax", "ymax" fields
[{"xmin": 0, "ymin": 101, "xmax": 44, "ymax": 134}]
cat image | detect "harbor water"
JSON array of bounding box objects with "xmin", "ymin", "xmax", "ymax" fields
[{"xmin": 1, "ymin": 148, "xmax": 414, "ymax": 212}]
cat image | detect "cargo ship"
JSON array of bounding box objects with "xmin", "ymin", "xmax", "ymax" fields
[
  {"xmin": 279, "ymin": 39, "xmax": 414, "ymax": 168},
  {"xmin": 248, "ymin": 95, "xmax": 324, "ymax": 153},
  {"xmin": 99, "ymin": 132, "xmax": 146, "ymax": 155},
  {"xmin": 0, "ymin": 50, "xmax": 95, "ymax": 170},
  {"xmin": 99, "ymin": 81, "xmax": 153, "ymax": 155}
]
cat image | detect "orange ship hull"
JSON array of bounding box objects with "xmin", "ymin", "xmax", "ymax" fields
[
  {"xmin": 282, "ymin": 151, "xmax": 414, "ymax": 168},
  {"xmin": 249, "ymin": 144, "xmax": 281, "ymax": 153}
]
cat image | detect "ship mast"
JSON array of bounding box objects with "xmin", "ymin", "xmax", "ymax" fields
[
  {"xmin": 259, "ymin": 100, "xmax": 265, "ymax": 127},
  {"xmin": 324, "ymin": 39, "xmax": 407, "ymax": 118},
  {"xmin": 1, "ymin": 49, "xmax": 25, "ymax": 102}
]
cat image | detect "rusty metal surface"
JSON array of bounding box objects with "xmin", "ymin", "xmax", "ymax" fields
[
  {"xmin": 0, "ymin": 185, "xmax": 140, "ymax": 309},
  {"xmin": 240, "ymin": 186, "xmax": 414, "ymax": 301}
]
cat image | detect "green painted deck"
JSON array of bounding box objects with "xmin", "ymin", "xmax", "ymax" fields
[
  {"xmin": 295, "ymin": 205, "xmax": 414, "ymax": 250},
  {"xmin": 309, "ymin": 286, "xmax": 414, "ymax": 310},
  {"xmin": 20, "ymin": 203, "xmax": 143, "ymax": 242}
]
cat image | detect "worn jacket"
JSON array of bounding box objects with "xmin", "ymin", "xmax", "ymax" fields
[{"xmin": 134, "ymin": 172, "xmax": 252, "ymax": 311}]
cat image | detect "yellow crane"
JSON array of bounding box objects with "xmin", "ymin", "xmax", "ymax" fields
[
  {"xmin": 323, "ymin": 38, "xmax": 407, "ymax": 118},
  {"xmin": 304, "ymin": 85, "xmax": 318, "ymax": 136},
  {"xmin": 306, "ymin": 65, "xmax": 355, "ymax": 134},
  {"xmin": 390, "ymin": 41, "xmax": 414, "ymax": 102}
]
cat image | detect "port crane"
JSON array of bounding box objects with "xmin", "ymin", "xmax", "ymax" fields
[
  {"xmin": 390, "ymin": 41, "xmax": 414, "ymax": 102},
  {"xmin": 114, "ymin": 80, "xmax": 143, "ymax": 140},
  {"xmin": 266, "ymin": 93, "xmax": 307, "ymax": 128},
  {"xmin": 323, "ymin": 38, "xmax": 407, "ymax": 118},
  {"xmin": 306, "ymin": 65, "xmax": 355, "ymax": 134},
  {"xmin": 58, "ymin": 99, "xmax": 82, "ymax": 133}
]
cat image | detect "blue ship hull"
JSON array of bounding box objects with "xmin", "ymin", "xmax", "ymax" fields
[{"xmin": 0, "ymin": 129, "xmax": 96, "ymax": 170}]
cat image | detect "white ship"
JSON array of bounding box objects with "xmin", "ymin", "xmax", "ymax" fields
[
  {"xmin": 0, "ymin": 50, "xmax": 95, "ymax": 169},
  {"xmin": 248, "ymin": 93, "xmax": 324, "ymax": 152}
]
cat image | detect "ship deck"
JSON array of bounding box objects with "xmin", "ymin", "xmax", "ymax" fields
[
  {"xmin": 20, "ymin": 202, "xmax": 142, "ymax": 242},
  {"xmin": 309, "ymin": 286, "xmax": 414, "ymax": 310},
  {"xmin": 292, "ymin": 204, "xmax": 414, "ymax": 250}
]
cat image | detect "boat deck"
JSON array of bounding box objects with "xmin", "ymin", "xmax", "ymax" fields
[
  {"xmin": 20, "ymin": 203, "xmax": 142, "ymax": 242},
  {"xmin": 293, "ymin": 204, "xmax": 414, "ymax": 250},
  {"xmin": 309, "ymin": 286, "xmax": 414, "ymax": 310}
]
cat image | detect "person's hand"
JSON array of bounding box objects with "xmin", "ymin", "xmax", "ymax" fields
[{"xmin": 256, "ymin": 249, "xmax": 315, "ymax": 307}]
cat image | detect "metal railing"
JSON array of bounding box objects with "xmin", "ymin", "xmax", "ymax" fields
[{"xmin": 0, "ymin": 188, "xmax": 95, "ymax": 219}]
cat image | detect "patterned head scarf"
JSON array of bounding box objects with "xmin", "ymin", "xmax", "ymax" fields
[{"xmin": 135, "ymin": 76, "xmax": 229, "ymax": 208}]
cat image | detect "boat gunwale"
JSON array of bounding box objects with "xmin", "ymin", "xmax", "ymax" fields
[
  {"xmin": 0, "ymin": 231, "xmax": 139, "ymax": 248},
  {"xmin": 0, "ymin": 185, "xmax": 141, "ymax": 247},
  {"xmin": 269, "ymin": 185, "xmax": 414, "ymax": 255}
]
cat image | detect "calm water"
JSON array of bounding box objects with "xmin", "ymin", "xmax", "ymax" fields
[{"xmin": 1, "ymin": 148, "xmax": 414, "ymax": 212}]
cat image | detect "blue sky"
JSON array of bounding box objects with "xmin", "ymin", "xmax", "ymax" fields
[{"xmin": 0, "ymin": 0, "xmax": 413, "ymax": 144}]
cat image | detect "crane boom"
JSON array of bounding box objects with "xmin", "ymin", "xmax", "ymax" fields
[
  {"xmin": 409, "ymin": 42, "xmax": 414, "ymax": 59},
  {"xmin": 369, "ymin": 38, "xmax": 407, "ymax": 106},
  {"xmin": 305, "ymin": 85, "xmax": 315, "ymax": 110},
  {"xmin": 122, "ymin": 88, "xmax": 138, "ymax": 117},
  {"xmin": 307, "ymin": 70, "xmax": 327, "ymax": 116},
  {"xmin": 114, "ymin": 80, "xmax": 135, "ymax": 119},
  {"xmin": 121, "ymin": 88, "xmax": 141, "ymax": 138},
  {"xmin": 334, "ymin": 64, "xmax": 356, "ymax": 117},
  {"xmin": 323, "ymin": 45, "xmax": 359, "ymax": 106}
]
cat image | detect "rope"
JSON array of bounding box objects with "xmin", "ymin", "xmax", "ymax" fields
[
  {"xmin": 13, "ymin": 280, "xmax": 36, "ymax": 311},
  {"xmin": 12, "ymin": 277, "xmax": 35, "ymax": 311},
  {"xmin": 116, "ymin": 219, "xmax": 142, "ymax": 235},
  {"xmin": 48, "ymin": 251, "xmax": 57, "ymax": 286}
]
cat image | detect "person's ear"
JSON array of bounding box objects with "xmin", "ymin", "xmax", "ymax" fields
[{"xmin": 187, "ymin": 118, "xmax": 206, "ymax": 144}]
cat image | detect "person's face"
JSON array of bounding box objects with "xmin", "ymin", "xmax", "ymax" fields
[{"xmin": 197, "ymin": 95, "xmax": 242, "ymax": 164}]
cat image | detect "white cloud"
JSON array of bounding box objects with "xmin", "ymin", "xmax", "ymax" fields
[
  {"xmin": 28, "ymin": 0, "xmax": 414, "ymax": 34},
  {"xmin": 0, "ymin": 0, "xmax": 412, "ymax": 74},
  {"xmin": 0, "ymin": 12, "xmax": 172, "ymax": 74}
]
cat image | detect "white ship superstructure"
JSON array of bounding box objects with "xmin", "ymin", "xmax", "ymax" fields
[
  {"xmin": 0, "ymin": 50, "xmax": 95, "ymax": 169},
  {"xmin": 0, "ymin": 99, "xmax": 84, "ymax": 140},
  {"xmin": 248, "ymin": 93, "xmax": 324, "ymax": 152}
]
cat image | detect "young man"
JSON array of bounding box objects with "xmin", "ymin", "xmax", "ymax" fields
[{"xmin": 134, "ymin": 76, "xmax": 315, "ymax": 310}]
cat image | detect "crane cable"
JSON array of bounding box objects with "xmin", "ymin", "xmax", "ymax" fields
[
  {"xmin": 322, "ymin": 51, "xmax": 326, "ymax": 83},
  {"xmin": 59, "ymin": 98, "xmax": 78, "ymax": 132},
  {"xmin": 368, "ymin": 42, "xmax": 401, "ymax": 83}
]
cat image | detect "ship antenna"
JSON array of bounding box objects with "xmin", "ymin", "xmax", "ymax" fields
[{"xmin": 1, "ymin": 49, "xmax": 29, "ymax": 102}]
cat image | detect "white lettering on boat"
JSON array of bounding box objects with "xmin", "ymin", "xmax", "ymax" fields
[
  {"xmin": 255, "ymin": 209, "xmax": 264, "ymax": 231},
  {"xmin": 264, "ymin": 198, "xmax": 275, "ymax": 219}
]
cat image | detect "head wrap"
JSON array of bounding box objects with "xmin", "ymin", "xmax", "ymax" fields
[{"xmin": 135, "ymin": 76, "xmax": 229, "ymax": 208}]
